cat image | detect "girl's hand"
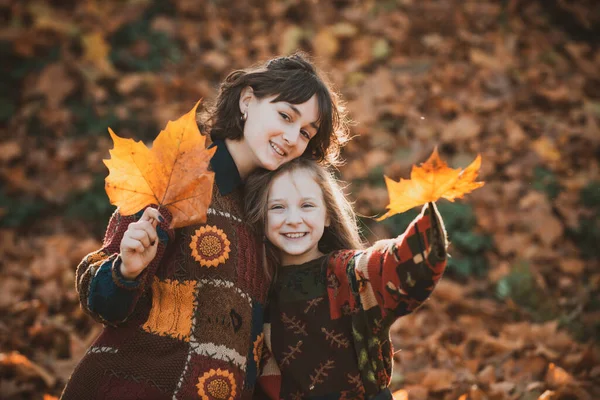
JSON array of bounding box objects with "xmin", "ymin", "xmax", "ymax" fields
[
  {"xmin": 428, "ymin": 202, "xmax": 446, "ymax": 258},
  {"xmin": 119, "ymin": 207, "xmax": 163, "ymax": 280}
]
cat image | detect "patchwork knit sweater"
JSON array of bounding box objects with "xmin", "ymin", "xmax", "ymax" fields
[
  {"xmin": 61, "ymin": 141, "xmax": 269, "ymax": 400},
  {"xmin": 255, "ymin": 203, "xmax": 447, "ymax": 399}
]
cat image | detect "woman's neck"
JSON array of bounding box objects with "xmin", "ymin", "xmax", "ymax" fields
[{"xmin": 224, "ymin": 138, "xmax": 257, "ymax": 180}]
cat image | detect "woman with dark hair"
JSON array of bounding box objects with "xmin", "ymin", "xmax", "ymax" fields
[{"xmin": 61, "ymin": 52, "xmax": 350, "ymax": 400}]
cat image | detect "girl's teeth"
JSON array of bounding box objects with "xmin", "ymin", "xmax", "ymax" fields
[{"xmin": 285, "ymin": 233, "xmax": 305, "ymax": 238}]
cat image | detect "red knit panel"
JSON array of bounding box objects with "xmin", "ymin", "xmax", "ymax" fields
[
  {"xmin": 235, "ymin": 225, "xmax": 268, "ymax": 303},
  {"xmin": 256, "ymin": 375, "xmax": 282, "ymax": 399},
  {"xmin": 92, "ymin": 323, "xmax": 140, "ymax": 348},
  {"xmin": 326, "ymin": 250, "xmax": 359, "ymax": 320},
  {"xmin": 378, "ymin": 215, "xmax": 431, "ymax": 314},
  {"xmin": 60, "ymin": 351, "xmax": 104, "ymax": 399}
]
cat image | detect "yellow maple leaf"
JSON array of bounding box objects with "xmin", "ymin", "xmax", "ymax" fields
[
  {"xmin": 377, "ymin": 148, "xmax": 484, "ymax": 220},
  {"xmin": 104, "ymin": 101, "xmax": 216, "ymax": 229}
]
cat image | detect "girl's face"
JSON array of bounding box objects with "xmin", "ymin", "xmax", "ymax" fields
[
  {"xmin": 242, "ymin": 92, "xmax": 320, "ymax": 171},
  {"xmin": 266, "ymin": 168, "xmax": 330, "ymax": 266}
]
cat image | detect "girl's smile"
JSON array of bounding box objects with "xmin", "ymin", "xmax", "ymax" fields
[{"xmin": 266, "ymin": 168, "xmax": 330, "ymax": 266}]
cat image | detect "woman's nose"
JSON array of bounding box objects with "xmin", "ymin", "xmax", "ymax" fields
[{"xmin": 282, "ymin": 128, "xmax": 300, "ymax": 147}]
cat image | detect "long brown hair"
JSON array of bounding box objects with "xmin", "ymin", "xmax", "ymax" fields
[
  {"xmin": 199, "ymin": 52, "xmax": 350, "ymax": 166},
  {"xmin": 244, "ymin": 158, "xmax": 364, "ymax": 279}
]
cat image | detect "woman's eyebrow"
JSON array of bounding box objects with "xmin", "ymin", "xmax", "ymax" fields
[{"xmin": 285, "ymin": 103, "xmax": 319, "ymax": 130}]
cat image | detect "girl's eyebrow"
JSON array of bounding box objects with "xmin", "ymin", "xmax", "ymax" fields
[
  {"xmin": 268, "ymin": 196, "xmax": 317, "ymax": 203},
  {"xmin": 284, "ymin": 103, "xmax": 319, "ymax": 131}
]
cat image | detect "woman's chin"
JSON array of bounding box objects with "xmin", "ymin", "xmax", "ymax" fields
[{"xmin": 260, "ymin": 158, "xmax": 284, "ymax": 171}]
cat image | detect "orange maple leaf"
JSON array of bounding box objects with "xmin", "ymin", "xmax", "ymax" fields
[
  {"xmin": 104, "ymin": 101, "xmax": 216, "ymax": 229},
  {"xmin": 377, "ymin": 148, "xmax": 484, "ymax": 220}
]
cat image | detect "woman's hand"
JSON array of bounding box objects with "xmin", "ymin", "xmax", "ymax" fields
[{"xmin": 119, "ymin": 207, "xmax": 163, "ymax": 280}]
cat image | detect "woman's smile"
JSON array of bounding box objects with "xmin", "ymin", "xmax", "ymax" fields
[{"xmin": 270, "ymin": 141, "xmax": 286, "ymax": 157}]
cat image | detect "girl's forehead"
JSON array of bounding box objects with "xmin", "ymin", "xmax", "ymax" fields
[{"xmin": 268, "ymin": 168, "xmax": 321, "ymax": 196}]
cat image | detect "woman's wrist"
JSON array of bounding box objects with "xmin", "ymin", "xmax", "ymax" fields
[{"xmin": 119, "ymin": 256, "xmax": 141, "ymax": 280}]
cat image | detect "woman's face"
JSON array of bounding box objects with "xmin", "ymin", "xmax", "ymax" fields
[
  {"xmin": 266, "ymin": 168, "xmax": 330, "ymax": 266},
  {"xmin": 242, "ymin": 93, "xmax": 320, "ymax": 171}
]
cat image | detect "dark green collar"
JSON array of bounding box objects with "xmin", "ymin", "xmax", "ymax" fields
[{"xmin": 209, "ymin": 140, "xmax": 243, "ymax": 196}]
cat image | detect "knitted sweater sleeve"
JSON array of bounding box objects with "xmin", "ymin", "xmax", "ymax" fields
[
  {"xmin": 325, "ymin": 202, "xmax": 447, "ymax": 322},
  {"xmin": 75, "ymin": 206, "xmax": 174, "ymax": 326}
]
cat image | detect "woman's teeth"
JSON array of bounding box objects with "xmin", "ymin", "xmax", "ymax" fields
[
  {"xmin": 284, "ymin": 233, "xmax": 306, "ymax": 238},
  {"xmin": 270, "ymin": 141, "xmax": 285, "ymax": 156}
]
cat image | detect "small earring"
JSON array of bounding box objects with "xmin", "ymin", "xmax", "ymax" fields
[{"xmin": 241, "ymin": 110, "xmax": 248, "ymax": 122}]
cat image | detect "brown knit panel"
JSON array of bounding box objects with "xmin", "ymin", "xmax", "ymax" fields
[
  {"xmin": 192, "ymin": 282, "xmax": 253, "ymax": 356},
  {"xmin": 97, "ymin": 372, "xmax": 168, "ymax": 399}
]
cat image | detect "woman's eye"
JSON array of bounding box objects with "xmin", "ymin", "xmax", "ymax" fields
[
  {"xmin": 300, "ymin": 130, "xmax": 311, "ymax": 140},
  {"xmin": 270, "ymin": 205, "xmax": 284, "ymax": 210},
  {"xmin": 279, "ymin": 112, "xmax": 291, "ymax": 122},
  {"xmin": 302, "ymin": 203, "xmax": 315, "ymax": 208}
]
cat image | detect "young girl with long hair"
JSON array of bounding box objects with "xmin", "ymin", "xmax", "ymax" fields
[
  {"xmin": 61, "ymin": 53, "xmax": 350, "ymax": 400},
  {"xmin": 244, "ymin": 158, "xmax": 448, "ymax": 399}
]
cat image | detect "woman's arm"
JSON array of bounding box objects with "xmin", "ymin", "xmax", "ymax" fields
[
  {"xmin": 326, "ymin": 202, "xmax": 447, "ymax": 321},
  {"xmin": 76, "ymin": 206, "xmax": 173, "ymax": 326}
]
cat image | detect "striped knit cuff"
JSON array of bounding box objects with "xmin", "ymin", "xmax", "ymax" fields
[{"xmin": 111, "ymin": 254, "xmax": 143, "ymax": 290}]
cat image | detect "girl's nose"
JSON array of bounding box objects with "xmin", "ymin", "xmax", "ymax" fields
[{"xmin": 286, "ymin": 208, "xmax": 302, "ymax": 224}]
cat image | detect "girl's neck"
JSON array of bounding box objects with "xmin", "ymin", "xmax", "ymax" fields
[
  {"xmin": 281, "ymin": 249, "xmax": 325, "ymax": 267},
  {"xmin": 224, "ymin": 138, "xmax": 257, "ymax": 180}
]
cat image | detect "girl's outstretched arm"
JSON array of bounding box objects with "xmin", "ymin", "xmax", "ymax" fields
[
  {"xmin": 75, "ymin": 206, "xmax": 173, "ymax": 326},
  {"xmin": 326, "ymin": 202, "xmax": 447, "ymax": 323}
]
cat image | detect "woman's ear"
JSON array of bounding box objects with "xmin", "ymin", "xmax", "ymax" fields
[
  {"xmin": 239, "ymin": 86, "xmax": 254, "ymax": 115},
  {"xmin": 325, "ymin": 215, "xmax": 331, "ymax": 227}
]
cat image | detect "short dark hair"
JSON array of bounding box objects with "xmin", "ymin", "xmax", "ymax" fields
[{"xmin": 200, "ymin": 52, "xmax": 349, "ymax": 166}]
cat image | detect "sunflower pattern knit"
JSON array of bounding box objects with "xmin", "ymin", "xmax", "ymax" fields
[
  {"xmin": 61, "ymin": 141, "xmax": 269, "ymax": 400},
  {"xmin": 256, "ymin": 203, "xmax": 447, "ymax": 399}
]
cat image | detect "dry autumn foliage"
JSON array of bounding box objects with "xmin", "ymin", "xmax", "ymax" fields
[
  {"xmin": 1, "ymin": 0, "xmax": 598, "ymax": 399},
  {"xmin": 377, "ymin": 148, "xmax": 484, "ymax": 220},
  {"xmin": 104, "ymin": 101, "xmax": 216, "ymax": 228}
]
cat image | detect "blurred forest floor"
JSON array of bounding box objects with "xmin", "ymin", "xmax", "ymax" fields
[{"xmin": 0, "ymin": 0, "xmax": 599, "ymax": 399}]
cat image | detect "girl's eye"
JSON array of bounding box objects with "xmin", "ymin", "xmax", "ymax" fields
[
  {"xmin": 302, "ymin": 203, "xmax": 315, "ymax": 208},
  {"xmin": 270, "ymin": 205, "xmax": 284, "ymax": 210},
  {"xmin": 279, "ymin": 112, "xmax": 291, "ymax": 122},
  {"xmin": 300, "ymin": 130, "xmax": 311, "ymax": 140}
]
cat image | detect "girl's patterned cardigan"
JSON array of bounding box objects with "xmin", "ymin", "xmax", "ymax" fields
[
  {"xmin": 61, "ymin": 141, "xmax": 269, "ymax": 400},
  {"xmin": 256, "ymin": 202, "xmax": 447, "ymax": 399}
]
